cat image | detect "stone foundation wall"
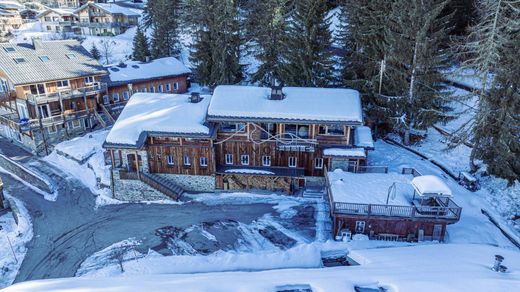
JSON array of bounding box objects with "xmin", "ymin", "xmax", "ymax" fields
[
  {"xmin": 305, "ymin": 176, "xmax": 326, "ymax": 186},
  {"xmin": 156, "ymin": 174, "xmax": 215, "ymax": 192},
  {"xmin": 113, "ymin": 170, "xmax": 170, "ymax": 201}
]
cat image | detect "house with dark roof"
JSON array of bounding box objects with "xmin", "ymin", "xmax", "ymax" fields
[{"xmin": 0, "ymin": 39, "xmax": 108, "ymax": 153}]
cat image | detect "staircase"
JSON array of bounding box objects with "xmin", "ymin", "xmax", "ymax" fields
[
  {"xmin": 95, "ymin": 104, "xmax": 117, "ymax": 128},
  {"xmin": 139, "ymin": 172, "xmax": 184, "ymax": 200}
]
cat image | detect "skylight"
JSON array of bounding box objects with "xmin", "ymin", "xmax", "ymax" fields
[
  {"xmin": 66, "ymin": 53, "xmax": 76, "ymax": 59},
  {"xmin": 13, "ymin": 57, "xmax": 26, "ymax": 64},
  {"xmin": 39, "ymin": 55, "xmax": 50, "ymax": 62},
  {"xmin": 3, "ymin": 47, "xmax": 15, "ymax": 52}
]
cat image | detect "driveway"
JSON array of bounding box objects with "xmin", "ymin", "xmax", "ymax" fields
[{"xmin": 0, "ymin": 140, "xmax": 315, "ymax": 282}]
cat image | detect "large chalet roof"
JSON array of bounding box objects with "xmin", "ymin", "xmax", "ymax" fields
[
  {"xmin": 75, "ymin": 2, "xmax": 140, "ymax": 16},
  {"xmin": 36, "ymin": 8, "xmax": 76, "ymax": 18},
  {"xmin": 106, "ymin": 57, "xmax": 191, "ymax": 86},
  {"xmin": 207, "ymin": 85, "xmax": 363, "ymax": 124},
  {"xmin": 0, "ymin": 40, "xmax": 106, "ymax": 86},
  {"xmin": 104, "ymin": 93, "xmax": 212, "ymax": 148}
]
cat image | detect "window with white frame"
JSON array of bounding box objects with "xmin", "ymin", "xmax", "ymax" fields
[
  {"xmin": 158, "ymin": 85, "xmax": 163, "ymax": 92},
  {"xmin": 56, "ymin": 80, "xmax": 69, "ymax": 88},
  {"xmin": 225, "ymin": 154, "xmax": 233, "ymax": 165},
  {"xmin": 167, "ymin": 155, "xmax": 174, "ymax": 165},
  {"xmin": 200, "ymin": 157, "xmax": 208, "ymax": 167},
  {"xmin": 150, "ymin": 86, "xmax": 155, "ymax": 93},
  {"xmin": 72, "ymin": 119, "xmax": 81, "ymax": 128},
  {"xmin": 103, "ymin": 95, "xmax": 109, "ymax": 104},
  {"xmin": 318, "ymin": 125, "xmax": 345, "ymax": 136},
  {"xmin": 220, "ymin": 122, "xmax": 246, "ymax": 133},
  {"xmin": 47, "ymin": 125, "xmax": 57, "ymax": 134},
  {"xmin": 123, "ymin": 91, "xmax": 129, "ymax": 100},
  {"xmin": 84, "ymin": 76, "xmax": 94, "ymax": 84},
  {"xmin": 183, "ymin": 156, "xmax": 191, "ymax": 166},
  {"xmin": 240, "ymin": 155, "xmax": 250, "ymax": 165},
  {"xmin": 288, "ymin": 157, "xmax": 297, "ymax": 168},
  {"xmin": 140, "ymin": 87, "xmax": 147, "ymax": 93},
  {"xmin": 314, "ymin": 158, "xmax": 324, "ymax": 169},
  {"xmin": 262, "ymin": 155, "xmax": 271, "ymax": 166},
  {"xmin": 112, "ymin": 93, "xmax": 120, "ymax": 102},
  {"xmin": 166, "ymin": 83, "xmax": 171, "ymax": 91},
  {"xmin": 173, "ymin": 82, "xmax": 179, "ymax": 91}
]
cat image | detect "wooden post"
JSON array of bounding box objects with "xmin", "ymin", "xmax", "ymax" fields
[
  {"xmin": 135, "ymin": 152, "xmax": 140, "ymax": 179},
  {"xmin": 110, "ymin": 149, "xmax": 115, "ymax": 169},
  {"xmin": 346, "ymin": 126, "xmax": 351, "ymax": 145}
]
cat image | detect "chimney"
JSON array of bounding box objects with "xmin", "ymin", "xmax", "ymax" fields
[
  {"xmin": 270, "ymin": 85, "xmax": 284, "ymax": 100},
  {"xmin": 190, "ymin": 92, "xmax": 201, "ymax": 103},
  {"xmin": 32, "ymin": 38, "xmax": 43, "ymax": 50}
]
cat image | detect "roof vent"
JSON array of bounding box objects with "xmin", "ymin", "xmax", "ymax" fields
[
  {"xmin": 117, "ymin": 62, "xmax": 127, "ymax": 68},
  {"xmin": 190, "ymin": 92, "xmax": 202, "ymax": 103},
  {"xmin": 270, "ymin": 85, "xmax": 284, "ymax": 100}
]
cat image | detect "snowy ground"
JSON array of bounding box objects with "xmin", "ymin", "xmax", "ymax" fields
[
  {"xmin": 404, "ymin": 86, "xmax": 520, "ymax": 236},
  {"xmin": 76, "ymin": 193, "xmax": 327, "ymax": 278},
  {"xmin": 0, "ymin": 194, "xmax": 33, "ymax": 289}
]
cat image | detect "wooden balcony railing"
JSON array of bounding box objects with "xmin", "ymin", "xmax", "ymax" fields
[{"xmin": 26, "ymin": 82, "xmax": 107, "ymax": 104}]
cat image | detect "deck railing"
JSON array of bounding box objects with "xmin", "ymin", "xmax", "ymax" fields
[{"xmin": 332, "ymin": 200, "xmax": 461, "ymax": 221}]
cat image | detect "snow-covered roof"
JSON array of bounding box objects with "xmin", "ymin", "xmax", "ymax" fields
[
  {"xmin": 354, "ymin": 126, "xmax": 374, "ymax": 149},
  {"xmin": 77, "ymin": 3, "xmax": 141, "ymax": 16},
  {"xmin": 327, "ymin": 169, "xmax": 414, "ymax": 205},
  {"xmin": 411, "ymin": 175, "xmax": 452, "ymax": 197},
  {"xmin": 323, "ymin": 148, "xmax": 366, "ymax": 158},
  {"xmin": 104, "ymin": 93, "xmax": 212, "ymax": 148},
  {"xmin": 106, "ymin": 57, "xmax": 191, "ymax": 85},
  {"xmin": 207, "ymin": 86, "xmax": 363, "ymax": 124},
  {"xmin": 37, "ymin": 8, "xmax": 75, "ymax": 18}
]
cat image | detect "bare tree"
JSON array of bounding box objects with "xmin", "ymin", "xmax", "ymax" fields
[{"xmin": 99, "ymin": 39, "xmax": 116, "ymax": 65}]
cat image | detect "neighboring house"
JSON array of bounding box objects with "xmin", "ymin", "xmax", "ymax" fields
[
  {"xmin": 75, "ymin": 2, "xmax": 139, "ymax": 36},
  {"xmin": 0, "ymin": 39, "xmax": 108, "ymax": 154},
  {"xmin": 55, "ymin": 0, "xmax": 106, "ymax": 9},
  {"xmin": 0, "ymin": 2, "xmax": 23, "ymax": 42},
  {"xmin": 103, "ymin": 57, "xmax": 191, "ymax": 114},
  {"xmin": 37, "ymin": 8, "xmax": 80, "ymax": 35}
]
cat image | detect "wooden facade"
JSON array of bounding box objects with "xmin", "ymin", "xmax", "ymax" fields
[{"xmin": 105, "ymin": 74, "xmax": 189, "ymax": 105}]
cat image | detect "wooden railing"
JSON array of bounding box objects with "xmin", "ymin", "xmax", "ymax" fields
[
  {"xmin": 99, "ymin": 104, "xmax": 116, "ymax": 124},
  {"xmin": 333, "ymin": 200, "xmax": 461, "ymax": 221}
]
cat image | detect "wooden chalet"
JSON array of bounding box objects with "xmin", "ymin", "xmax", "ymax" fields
[
  {"xmin": 326, "ymin": 168, "xmax": 462, "ymax": 242},
  {"xmin": 0, "ymin": 39, "xmax": 108, "ymax": 154},
  {"xmin": 207, "ymin": 85, "xmax": 373, "ymax": 194},
  {"xmin": 103, "ymin": 57, "xmax": 191, "ymax": 118}
]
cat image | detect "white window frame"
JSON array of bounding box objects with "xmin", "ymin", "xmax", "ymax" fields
[
  {"xmin": 200, "ymin": 157, "xmax": 208, "ymax": 167},
  {"xmin": 103, "ymin": 95, "xmax": 109, "ymax": 104},
  {"xmin": 225, "ymin": 154, "xmax": 233, "ymax": 165},
  {"xmin": 140, "ymin": 87, "xmax": 147, "ymax": 93},
  {"xmin": 84, "ymin": 76, "xmax": 94, "ymax": 84},
  {"xmin": 183, "ymin": 156, "xmax": 191, "ymax": 166},
  {"xmin": 262, "ymin": 155, "xmax": 271, "ymax": 167},
  {"xmin": 47, "ymin": 125, "xmax": 57, "ymax": 134},
  {"xmin": 158, "ymin": 84, "xmax": 163, "ymax": 93},
  {"xmin": 173, "ymin": 82, "xmax": 179, "ymax": 91},
  {"xmin": 240, "ymin": 155, "xmax": 249, "ymax": 166},
  {"xmin": 72, "ymin": 119, "xmax": 81, "ymax": 129},
  {"xmin": 167, "ymin": 155, "xmax": 174, "ymax": 166},
  {"xmin": 314, "ymin": 158, "xmax": 324, "ymax": 169},
  {"xmin": 150, "ymin": 86, "xmax": 155, "ymax": 93},
  {"xmin": 123, "ymin": 91, "xmax": 129, "ymax": 100},
  {"xmin": 288, "ymin": 156, "xmax": 297, "ymax": 168},
  {"xmin": 112, "ymin": 93, "xmax": 120, "ymax": 102},
  {"xmin": 56, "ymin": 80, "xmax": 69, "ymax": 88},
  {"xmin": 166, "ymin": 83, "xmax": 171, "ymax": 92}
]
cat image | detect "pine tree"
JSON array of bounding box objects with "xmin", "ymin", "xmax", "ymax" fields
[
  {"xmin": 245, "ymin": 0, "xmax": 288, "ymax": 86},
  {"xmin": 456, "ymin": 0, "xmax": 520, "ymax": 172},
  {"xmin": 132, "ymin": 25, "xmax": 150, "ymax": 61},
  {"xmin": 143, "ymin": 0, "xmax": 182, "ymax": 59},
  {"xmin": 457, "ymin": 0, "xmax": 520, "ymax": 181},
  {"xmin": 187, "ymin": 0, "xmax": 242, "ymax": 87},
  {"xmin": 383, "ymin": 0, "xmax": 453, "ymax": 145},
  {"xmin": 90, "ymin": 44, "xmax": 101, "ymax": 61},
  {"xmin": 281, "ymin": 0, "xmax": 334, "ymax": 87}
]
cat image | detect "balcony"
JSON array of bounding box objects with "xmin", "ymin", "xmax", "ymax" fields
[
  {"xmin": 275, "ymin": 137, "xmax": 317, "ymax": 153},
  {"xmin": 79, "ymin": 22, "xmax": 126, "ymax": 28},
  {"xmin": 26, "ymin": 82, "xmax": 107, "ymax": 104}
]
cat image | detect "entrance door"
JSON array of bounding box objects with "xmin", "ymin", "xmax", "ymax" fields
[
  {"xmin": 17, "ymin": 103, "xmax": 29, "ymax": 120},
  {"xmin": 127, "ymin": 154, "xmax": 137, "ymax": 172},
  {"xmin": 38, "ymin": 104, "xmax": 50, "ymax": 118},
  {"xmin": 433, "ymin": 224, "xmax": 443, "ymax": 241}
]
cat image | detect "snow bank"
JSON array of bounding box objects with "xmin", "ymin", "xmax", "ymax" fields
[
  {"xmin": 0, "ymin": 195, "xmax": 33, "ymax": 289},
  {"xmin": 6, "ymin": 244, "xmax": 520, "ymax": 292},
  {"xmin": 80, "ymin": 243, "xmax": 322, "ymax": 278}
]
